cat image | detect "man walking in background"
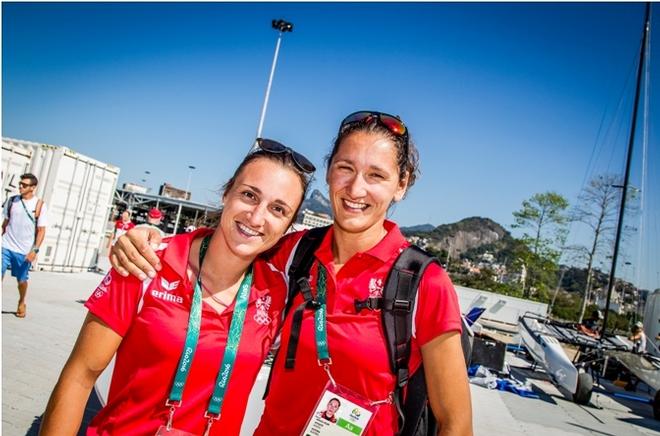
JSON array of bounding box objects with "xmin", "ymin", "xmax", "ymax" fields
[{"xmin": 2, "ymin": 173, "xmax": 48, "ymax": 318}]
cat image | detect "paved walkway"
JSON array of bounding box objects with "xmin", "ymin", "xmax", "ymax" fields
[{"xmin": 3, "ymin": 269, "xmax": 660, "ymax": 435}]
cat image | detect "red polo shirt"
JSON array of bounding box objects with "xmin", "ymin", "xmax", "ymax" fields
[
  {"xmin": 85, "ymin": 228, "xmax": 286, "ymax": 436},
  {"xmin": 255, "ymin": 221, "xmax": 462, "ymax": 435}
]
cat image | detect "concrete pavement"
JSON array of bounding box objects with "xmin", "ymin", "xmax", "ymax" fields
[{"xmin": 3, "ymin": 269, "xmax": 660, "ymax": 435}]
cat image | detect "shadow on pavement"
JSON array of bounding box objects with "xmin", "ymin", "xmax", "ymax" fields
[
  {"xmin": 618, "ymin": 417, "xmax": 660, "ymax": 432},
  {"xmin": 25, "ymin": 388, "xmax": 103, "ymax": 435},
  {"xmin": 565, "ymin": 422, "xmax": 618, "ymax": 436}
]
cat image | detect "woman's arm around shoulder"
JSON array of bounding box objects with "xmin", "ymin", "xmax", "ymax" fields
[{"xmin": 40, "ymin": 314, "xmax": 122, "ymax": 435}]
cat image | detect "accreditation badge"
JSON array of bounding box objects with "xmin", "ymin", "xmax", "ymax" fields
[{"xmin": 301, "ymin": 382, "xmax": 376, "ymax": 436}]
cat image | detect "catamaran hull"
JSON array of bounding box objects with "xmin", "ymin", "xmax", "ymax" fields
[{"xmin": 519, "ymin": 316, "xmax": 579, "ymax": 394}]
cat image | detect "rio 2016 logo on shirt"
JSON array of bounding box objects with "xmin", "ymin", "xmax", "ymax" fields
[{"xmin": 350, "ymin": 408, "xmax": 361, "ymax": 421}]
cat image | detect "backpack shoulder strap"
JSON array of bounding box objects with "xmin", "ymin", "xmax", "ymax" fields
[
  {"xmin": 283, "ymin": 225, "xmax": 331, "ymax": 369},
  {"xmin": 382, "ymin": 245, "xmax": 438, "ymax": 381},
  {"xmin": 381, "ymin": 244, "xmax": 438, "ymax": 434},
  {"xmin": 285, "ymin": 225, "xmax": 331, "ymax": 315},
  {"xmin": 261, "ymin": 225, "xmax": 332, "ymax": 400},
  {"xmin": 4, "ymin": 195, "xmax": 19, "ymax": 221}
]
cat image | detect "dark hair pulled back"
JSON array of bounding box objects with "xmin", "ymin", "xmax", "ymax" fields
[{"xmin": 325, "ymin": 118, "xmax": 420, "ymax": 195}]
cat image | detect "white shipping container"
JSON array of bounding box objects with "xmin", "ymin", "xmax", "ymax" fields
[
  {"xmin": 2, "ymin": 137, "xmax": 120, "ymax": 272},
  {"xmin": 2, "ymin": 141, "xmax": 32, "ymax": 199}
]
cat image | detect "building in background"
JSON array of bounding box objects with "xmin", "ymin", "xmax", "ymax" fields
[
  {"xmin": 112, "ymin": 187, "xmax": 219, "ymax": 236},
  {"xmin": 2, "ymin": 137, "xmax": 119, "ymax": 272},
  {"xmin": 300, "ymin": 209, "xmax": 333, "ymax": 229}
]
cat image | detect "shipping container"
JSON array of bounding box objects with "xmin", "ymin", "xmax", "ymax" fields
[{"xmin": 2, "ymin": 137, "xmax": 120, "ymax": 272}]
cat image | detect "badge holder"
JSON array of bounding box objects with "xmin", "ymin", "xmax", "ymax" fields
[
  {"xmin": 300, "ymin": 266, "xmax": 391, "ymax": 435},
  {"xmin": 301, "ymin": 358, "xmax": 386, "ymax": 436}
]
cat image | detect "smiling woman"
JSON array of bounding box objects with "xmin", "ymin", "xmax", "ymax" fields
[
  {"xmin": 39, "ymin": 140, "xmax": 314, "ymax": 436},
  {"xmin": 107, "ymin": 110, "xmax": 472, "ymax": 436}
]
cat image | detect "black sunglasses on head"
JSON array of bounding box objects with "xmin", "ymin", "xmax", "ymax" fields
[
  {"xmin": 19, "ymin": 182, "xmax": 34, "ymax": 188},
  {"xmin": 256, "ymin": 138, "xmax": 316, "ymax": 174}
]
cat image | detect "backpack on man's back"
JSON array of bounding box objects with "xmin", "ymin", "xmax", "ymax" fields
[{"xmin": 2, "ymin": 194, "xmax": 44, "ymax": 238}]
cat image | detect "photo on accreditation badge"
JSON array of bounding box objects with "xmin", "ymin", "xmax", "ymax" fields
[{"xmin": 302, "ymin": 387, "xmax": 374, "ymax": 436}]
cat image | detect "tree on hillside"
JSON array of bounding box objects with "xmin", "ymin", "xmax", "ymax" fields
[
  {"xmin": 571, "ymin": 174, "xmax": 621, "ymax": 322},
  {"xmin": 512, "ymin": 191, "xmax": 570, "ymax": 298}
]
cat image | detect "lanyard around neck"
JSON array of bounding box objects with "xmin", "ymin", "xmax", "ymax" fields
[
  {"xmin": 314, "ymin": 265, "xmax": 339, "ymax": 387},
  {"xmin": 314, "ymin": 265, "xmax": 330, "ymax": 363},
  {"xmin": 167, "ymin": 234, "xmax": 253, "ymax": 418}
]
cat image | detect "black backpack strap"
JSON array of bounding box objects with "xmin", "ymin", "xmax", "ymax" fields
[
  {"xmin": 262, "ymin": 226, "xmax": 330, "ymax": 399},
  {"xmin": 284, "ymin": 226, "xmax": 330, "ymax": 315},
  {"xmin": 283, "ymin": 226, "xmax": 330, "ymax": 369},
  {"xmin": 402, "ymin": 367, "xmax": 437, "ymax": 436},
  {"xmin": 4, "ymin": 195, "xmax": 19, "ymax": 220},
  {"xmin": 285, "ymin": 276, "xmax": 321, "ymax": 369},
  {"xmin": 2, "ymin": 195, "xmax": 17, "ymax": 234},
  {"xmin": 381, "ymin": 245, "xmax": 438, "ymax": 435}
]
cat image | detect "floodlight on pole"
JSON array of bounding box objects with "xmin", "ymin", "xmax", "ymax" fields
[
  {"xmin": 253, "ymin": 19, "xmax": 294, "ymax": 149},
  {"xmin": 174, "ymin": 165, "xmax": 196, "ymax": 234},
  {"xmin": 185, "ymin": 165, "xmax": 196, "ymax": 199}
]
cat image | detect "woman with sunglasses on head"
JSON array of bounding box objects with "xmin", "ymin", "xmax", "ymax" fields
[
  {"xmin": 111, "ymin": 112, "xmax": 472, "ymax": 435},
  {"xmin": 39, "ymin": 140, "xmax": 315, "ymax": 436}
]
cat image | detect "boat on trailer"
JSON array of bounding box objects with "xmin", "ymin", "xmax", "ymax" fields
[
  {"xmin": 518, "ymin": 313, "xmax": 593, "ymax": 404},
  {"xmin": 519, "ymin": 312, "xmax": 660, "ymax": 417}
]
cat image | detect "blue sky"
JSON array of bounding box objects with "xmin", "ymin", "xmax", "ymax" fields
[{"xmin": 3, "ymin": 2, "xmax": 658, "ymax": 291}]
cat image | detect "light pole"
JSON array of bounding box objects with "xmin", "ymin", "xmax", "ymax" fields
[
  {"xmin": 173, "ymin": 165, "xmax": 196, "ymax": 234},
  {"xmin": 253, "ymin": 19, "xmax": 293, "ymax": 149},
  {"xmin": 142, "ymin": 170, "xmax": 151, "ymax": 191},
  {"xmin": 184, "ymin": 165, "xmax": 196, "ymax": 200}
]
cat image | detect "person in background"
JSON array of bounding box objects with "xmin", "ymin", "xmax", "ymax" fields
[
  {"xmin": 579, "ymin": 309, "xmax": 603, "ymax": 338},
  {"xmin": 136, "ymin": 207, "xmax": 165, "ymax": 237},
  {"xmin": 110, "ymin": 111, "xmax": 473, "ymax": 435},
  {"xmin": 108, "ymin": 210, "xmax": 135, "ymax": 252},
  {"xmin": 39, "ymin": 140, "xmax": 314, "ymax": 435},
  {"xmin": 2, "ymin": 173, "xmax": 48, "ymax": 318},
  {"xmin": 629, "ymin": 321, "xmax": 647, "ymax": 354}
]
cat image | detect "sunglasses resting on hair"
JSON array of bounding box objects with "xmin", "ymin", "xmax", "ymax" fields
[
  {"xmin": 339, "ymin": 111, "xmax": 409, "ymax": 144},
  {"xmin": 256, "ymin": 138, "xmax": 316, "ymax": 174}
]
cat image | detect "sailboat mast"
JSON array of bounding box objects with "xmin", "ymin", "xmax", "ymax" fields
[{"xmin": 601, "ymin": 2, "xmax": 651, "ymax": 340}]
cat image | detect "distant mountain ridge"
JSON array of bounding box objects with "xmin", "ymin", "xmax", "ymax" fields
[
  {"xmin": 300, "ymin": 189, "xmax": 332, "ymax": 216},
  {"xmin": 406, "ymin": 217, "xmax": 510, "ymax": 255},
  {"xmin": 301, "ymin": 191, "xmax": 508, "ymax": 254},
  {"xmin": 401, "ymin": 223, "xmax": 435, "ymax": 233}
]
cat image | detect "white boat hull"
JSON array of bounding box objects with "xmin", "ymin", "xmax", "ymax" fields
[{"xmin": 519, "ymin": 316, "xmax": 579, "ymax": 394}]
